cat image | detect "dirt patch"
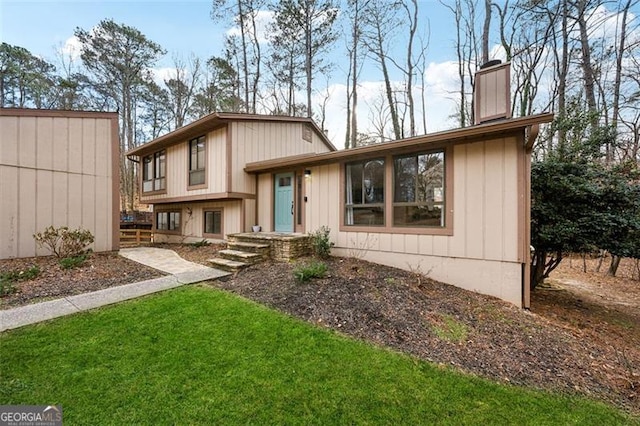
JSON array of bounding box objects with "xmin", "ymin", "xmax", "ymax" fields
[
  {"xmin": 0, "ymin": 252, "xmax": 166, "ymax": 309},
  {"xmin": 1, "ymin": 246, "xmax": 638, "ymax": 416}
]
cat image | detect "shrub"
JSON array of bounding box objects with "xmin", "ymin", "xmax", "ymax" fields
[
  {"xmin": 293, "ymin": 261, "xmax": 328, "ymax": 283},
  {"xmin": 33, "ymin": 226, "xmax": 94, "ymax": 258},
  {"xmin": 311, "ymin": 226, "xmax": 334, "ymax": 259},
  {"xmin": 0, "ymin": 266, "xmax": 40, "ymax": 296},
  {"xmin": 59, "ymin": 254, "xmax": 88, "ymax": 270}
]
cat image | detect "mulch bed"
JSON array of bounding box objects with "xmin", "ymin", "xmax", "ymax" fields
[
  {"xmin": 1, "ymin": 244, "xmax": 638, "ymax": 416},
  {"xmin": 213, "ymin": 257, "xmax": 640, "ymax": 416},
  {"xmin": 0, "ymin": 252, "xmax": 165, "ymax": 309}
]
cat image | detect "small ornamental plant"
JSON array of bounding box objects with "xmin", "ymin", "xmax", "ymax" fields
[
  {"xmin": 311, "ymin": 226, "xmax": 334, "ymax": 259},
  {"xmin": 33, "ymin": 226, "xmax": 94, "ymax": 259},
  {"xmin": 293, "ymin": 261, "xmax": 328, "ymax": 283}
]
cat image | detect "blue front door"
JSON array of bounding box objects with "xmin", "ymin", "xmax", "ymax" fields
[{"xmin": 274, "ymin": 172, "xmax": 294, "ymax": 233}]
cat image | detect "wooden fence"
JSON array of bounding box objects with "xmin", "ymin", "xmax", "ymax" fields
[{"xmin": 120, "ymin": 229, "xmax": 153, "ymax": 247}]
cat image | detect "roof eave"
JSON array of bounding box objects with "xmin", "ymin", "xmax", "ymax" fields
[
  {"xmin": 244, "ymin": 112, "xmax": 554, "ymax": 174},
  {"xmin": 126, "ymin": 112, "xmax": 336, "ymax": 157}
]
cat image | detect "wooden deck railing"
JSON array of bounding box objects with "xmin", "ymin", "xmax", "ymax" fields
[{"xmin": 120, "ymin": 229, "xmax": 153, "ymax": 247}]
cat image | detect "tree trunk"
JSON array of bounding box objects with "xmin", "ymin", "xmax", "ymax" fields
[
  {"xmin": 576, "ymin": 0, "xmax": 598, "ymax": 127},
  {"xmin": 405, "ymin": 0, "xmax": 418, "ymax": 137},
  {"xmin": 557, "ymin": 0, "xmax": 569, "ymax": 150},
  {"xmin": 350, "ymin": 45, "xmax": 358, "ymax": 148},
  {"xmin": 481, "ymin": 0, "xmax": 491, "ymax": 64},
  {"xmin": 531, "ymin": 250, "xmax": 546, "ymax": 290},
  {"xmin": 305, "ymin": 2, "xmax": 312, "ymax": 117},
  {"xmin": 237, "ymin": 0, "xmax": 250, "ymax": 113},
  {"xmin": 608, "ymin": 255, "xmax": 622, "ymax": 277},
  {"xmin": 250, "ymin": 7, "xmax": 261, "ymax": 115},
  {"xmin": 610, "ymin": 0, "xmax": 631, "ymax": 163}
]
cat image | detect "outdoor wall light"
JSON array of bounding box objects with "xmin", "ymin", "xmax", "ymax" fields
[{"xmin": 304, "ymin": 169, "xmax": 312, "ymax": 177}]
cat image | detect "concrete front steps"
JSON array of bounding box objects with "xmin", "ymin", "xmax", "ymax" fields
[{"xmin": 208, "ymin": 233, "xmax": 312, "ymax": 272}]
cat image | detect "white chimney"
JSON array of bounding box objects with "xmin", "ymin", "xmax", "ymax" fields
[{"xmin": 474, "ymin": 61, "xmax": 511, "ymax": 125}]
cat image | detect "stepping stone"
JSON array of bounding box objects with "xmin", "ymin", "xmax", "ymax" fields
[
  {"xmin": 208, "ymin": 258, "xmax": 248, "ymax": 272},
  {"xmin": 219, "ymin": 249, "xmax": 263, "ymax": 264}
]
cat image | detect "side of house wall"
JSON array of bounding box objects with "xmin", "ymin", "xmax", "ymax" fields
[
  {"xmin": 153, "ymin": 200, "xmax": 242, "ymax": 243},
  {"xmin": 256, "ymin": 173, "xmax": 274, "ymax": 231},
  {"xmin": 0, "ymin": 110, "xmax": 119, "ymax": 259},
  {"xmin": 141, "ymin": 127, "xmax": 227, "ymax": 203},
  {"xmin": 230, "ymin": 121, "xmax": 331, "ymax": 195},
  {"xmin": 301, "ymin": 136, "xmax": 525, "ymax": 306}
]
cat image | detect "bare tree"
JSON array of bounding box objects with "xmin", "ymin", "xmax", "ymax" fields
[
  {"xmin": 212, "ymin": 0, "xmax": 265, "ymax": 113},
  {"xmin": 362, "ymin": 0, "xmax": 403, "ymax": 138},
  {"xmin": 164, "ymin": 54, "xmax": 202, "ymax": 128}
]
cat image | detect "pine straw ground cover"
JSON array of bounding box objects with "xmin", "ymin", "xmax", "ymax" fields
[{"xmin": 1, "ymin": 244, "xmax": 638, "ymax": 417}]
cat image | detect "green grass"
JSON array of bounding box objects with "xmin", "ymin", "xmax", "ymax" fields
[
  {"xmin": 432, "ymin": 314, "xmax": 469, "ymax": 343},
  {"xmin": 1, "ymin": 286, "xmax": 636, "ymax": 425}
]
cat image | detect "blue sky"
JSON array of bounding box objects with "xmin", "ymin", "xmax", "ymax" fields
[
  {"xmin": 0, "ymin": 1, "xmax": 504, "ymax": 142},
  {"xmin": 1, "ymin": 1, "xmax": 637, "ymax": 145},
  {"xmin": 1, "ymin": 0, "xmax": 457, "ymax": 73}
]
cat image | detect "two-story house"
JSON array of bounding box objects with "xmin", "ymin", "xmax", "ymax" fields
[
  {"xmin": 128, "ymin": 63, "xmax": 553, "ymax": 308},
  {"xmin": 126, "ymin": 114, "xmax": 336, "ymax": 242}
]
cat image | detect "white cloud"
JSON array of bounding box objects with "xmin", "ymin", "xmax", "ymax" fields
[
  {"xmin": 151, "ymin": 67, "xmax": 177, "ymax": 85},
  {"xmin": 60, "ymin": 35, "xmax": 82, "ymax": 60},
  {"xmin": 313, "ymin": 59, "xmax": 462, "ymax": 148}
]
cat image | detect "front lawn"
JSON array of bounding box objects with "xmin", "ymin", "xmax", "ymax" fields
[{"xmin": 0, "ymin": 286, "xmax": 635, "ymax": 425}]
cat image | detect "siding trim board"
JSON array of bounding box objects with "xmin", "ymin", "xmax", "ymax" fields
[
  {"xmin": 226, "ymin": 123, "xmax": 233, "ymax": 192},
  {"xmin": 144, "ymin": 192, "xmax": 256, "ymax": 204}
]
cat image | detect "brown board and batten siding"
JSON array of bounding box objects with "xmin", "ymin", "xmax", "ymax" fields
[
  {"xmin": 303, "ymin": 137, "xmax": 524, "ymax": 305},
  {"xmin": 0, "ymin": 108, "xmax": 119, "ymax": 259},
  {"xmin": 229, "ymin": 121, "xmax": 333, "ymax": 194},
  {"xmin": 140, "ymin": 127, "xmax": 227, "ymax": 203},
  {"xmin": 247, "ymin": 113, "xmax": 554, "ymax": 307},
  {"xmin": 153, "ymin": 200, "xmax": 242, "ymax": 243}
]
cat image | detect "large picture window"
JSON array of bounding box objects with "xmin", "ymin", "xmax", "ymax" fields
[
  {"xmin": 142, "ymin": 150, "xmax": 165, "ymax": 193},
  {"xmin": 203, "ymin": 210, "xmax": 222, "ymax": 237},
  {"xmin": 189, "ymin": 136, "xmax": 206, "ymax": 186},
  {"xmin": 156, "ymin": 211, "xmax": 181, "ymax": 232},
  {"xmin": 393, "ymin": 151, "xmax": 445, "ymax": 227},
  {"xmin": 345, "ymin": 159, "xmax": 385, "ymax": 226}
]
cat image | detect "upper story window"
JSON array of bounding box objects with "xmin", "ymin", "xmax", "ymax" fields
[
  {"xmin": 142, "ymin": 150, "xmax": 165, "ymax": 193},
  {"xmin": 345, "ymin": 159, "xmax": 385, "ymax": 226},
  {"xmin": 393, "ymin": 151, "xmax": 445, "ymax": 227},
  {"xmin": 189, "ymin": 136, "xmax": 206, "ymax": 186}
]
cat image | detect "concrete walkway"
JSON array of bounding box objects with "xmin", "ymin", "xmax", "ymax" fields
[{"xmin": 0, "ymin": 247, "xmax": 229, "ymax": 332}]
